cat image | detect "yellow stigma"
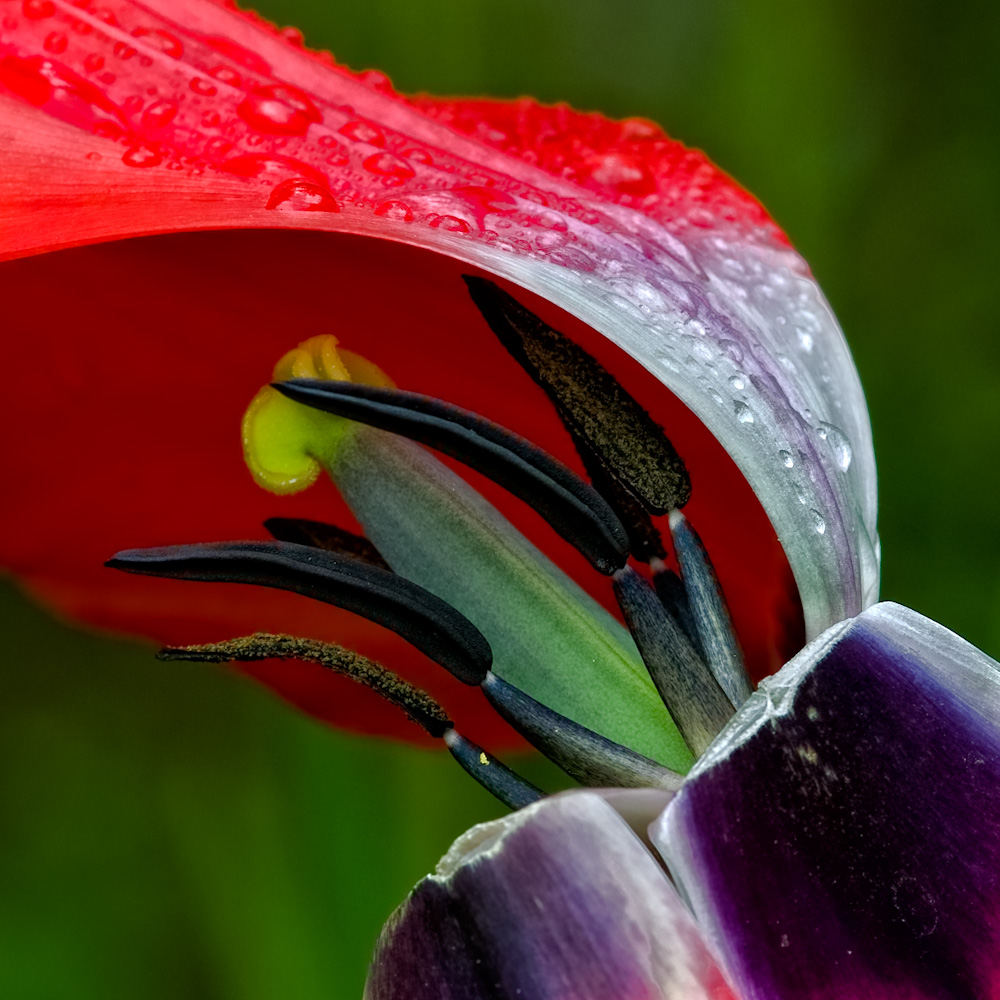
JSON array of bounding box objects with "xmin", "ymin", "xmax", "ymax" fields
[{"xmin": 242, "ymin": 334, "xmax": 392, "ymax": 495}]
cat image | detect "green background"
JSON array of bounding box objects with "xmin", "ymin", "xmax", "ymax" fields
[{"xmin": 3, "ymin": 0, "xmax": 999, "ymax": 996}]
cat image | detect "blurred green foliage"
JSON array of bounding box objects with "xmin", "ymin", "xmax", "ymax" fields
[{"xmin": 2, "ymin": 0, "xmax": 998, "ymax": 997}]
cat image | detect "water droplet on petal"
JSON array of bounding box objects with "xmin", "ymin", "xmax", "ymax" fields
[
  {"xmin": 83, "ymin": 53, "xmax": 104, "ymax": 72},
  {"xmin": 720, "ymin": 339, "xmax": 744, "ymax": 363},
  {"xmin": 374, "ymin": 200, "xmax": 414, "ymax": 222},
  {"xmin": 734, "ymin": 401, "xmax": 754, "ymax": 424},
  {"xmin": 728, "ymin": 373, "xmax": 746, "ymax": 391},
  {"xmin": 780, "ymin": 450, "xmax": 795, "ymax": 469},
  {"xmin": 426, "ymin": 214, "xmax": 470, "ymax": 233},
  {"xmin": 339, "ymin": 119, "xmax": 384, "ymax": 146},
  {"xmin": 363, "ymin": 151, "xmax": 415, "ymax": 186},
  {"xmin": 23, "ymin": 0, "xmax": 55, "ymax": 19},
  {"xmin": 401, "ymin": 146, "xmax": 432, "ymax": 164},
  {"xmin": 43, "ymin": 31, "xmax": 67, "ymax": 54},
  {"xmin": 817, "ymin": 422, "xmax": 852, "ymax": 471},
  {"xmin": 797, "ymin": 329, "xmax": 814, "ymax": 353},
  {"xmin": 810, "ymin": 510, "xmax": 826, "ymax": 535},
  {"xmin": 266, "ymin": 177, "xmax": 339, "ymax": 213},
  {"xmin": 122, "ymin": 144, "xmax": 162, "ymax": 168},
  {"xmin": 140, "ymin": 98, "xmax": 177, "ymax": 129},
  {"xmin": 131, "ymin": 27, "xmax": 183, "ymax": 58},
  {"xmin": 113, "ymin": 42, "xmax": 137, "ymax": 61},
  {"xmin": 204, "ymin": 35, "xmax": 272, "ymax": 75},
  {"xmin": 189, "ymin": 76, "xmax": 217, "ymax": 96},
  {"xmin": 238, "ymin": 83, "xmax": 322, "ymax": 136},
  {"xmin": 209, "ymin": 65, "xmax": 241, "ymax": 85}
]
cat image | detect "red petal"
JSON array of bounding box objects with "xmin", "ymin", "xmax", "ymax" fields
[{"xmin": 0, "ymin": 0, "xmax": 802, "ymax": 744}]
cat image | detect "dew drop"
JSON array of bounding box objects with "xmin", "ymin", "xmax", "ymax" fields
[
  {"xmin": 141, "ymin": 98, "xmax": 177, "ymax": 129},
  {"xmin": 204, "ymin": 35, "xmax": 272, "ymax": 75},
  {"xmin": 374, "ymin": 200, "xmax": 414, "ymax": 222},
  {"xmin": 209, "ymin": 65, "xmax": 241, "ymax": 85},
  {"xmin": 122, "ymin": 144, "xmax": 162, "ymax": 168},
  {"xmin": 43, "ymin": 31, "xmax": 67, "ymax": 54},
  {"xmin": 201, "ymin": 110, "xmax": 220, "ymax": 128},
  {"xmin": 131, "ymin": 27, "xmax": 183, "ymax": 58},
  {"xmin": 810, "ymin": 510, "xmax": 826, "ymax": 535},
  {"xmin": 83, "ymin": 53, "xmax": 104, "ymax": 72},
  {"xmin": 797, "ymin": 329, "xmax": 814, "ymax": 353},
  {"xmin": 278, "ymin": 25, "xmax": 305, "ymax": 47},
  {"xmin": 401, "ymin": 146, "xmax": 432, "ymax": 164},
  {"xmin": 426, "ymin": 214, "xmax": 471, "ymax": 233},
  {"xmin": 779, "ymin": 450, "xmax": 794, "ymax": 469},
  {"xmin": 23, "ymin": 0, "xmax": 55, "ymax": 19},
  {"xmin": 113, "ymin": 42, "xmax": 137, "ymax": 61},
  {"xmin": 734, "ymin": 401, "xmax": 754, "ymax": 424},
  {"xmin": 720, "ymin": 339, "xmax": 744, "ymax": 363},
  {"xmin": 238, "ymin": 83, "xmax": 322, "ymax": 136},
  {"xmin": 817, "ymin": 422, "xmax": 852, "ymax": 471},
  {"xmin": 339, "ymin": 119, "xmax": 384, "ymax": 146},
  {"xmin": 728, "ymin": 373, "xmax": 746, "ymax": 391},
  {"xmin": 266, "ymin": 177, "xmax": 339, "ymax": 213},
  {"xmin": 189, "ymin": 77, "xmax": 217, "ymax": 97},
  {"xmin": 363, "ymin": 151, "xmax": 415, "ymax": 186}
]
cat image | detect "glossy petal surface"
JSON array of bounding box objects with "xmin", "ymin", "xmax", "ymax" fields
[
  {"xmin": 366, "ymin": 790, "xmax": 735, "ymax": 1000},
  {"xmin": 655, "ymin": 603, "xmax": 1000, "ymax": 1000}
]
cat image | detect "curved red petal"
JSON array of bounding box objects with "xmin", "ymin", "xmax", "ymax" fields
[{"xmin": 0, "ymin": 0, "xmax": 814, "ymax": 743}]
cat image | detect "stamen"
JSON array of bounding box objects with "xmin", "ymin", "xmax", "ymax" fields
[
  {"xmin": 443, "ymin": 730, "xmax": 545, "ymax": 811},
  {"xmin": 650, "ymin": 559, "xmax": 704, "ymax": 658},
  {"xmin": 613, "ymin": 566, "xmax": 734, "ymax": 756},
  {"xmin": 263, "ymin": 516, "xmax": 391, "ymax": 571},
  {"xmin": 481, "ymin": 672, "xmax": 683, "ymax": 792},
  {"xmin": 273, "ymin": 379, "xmax": 629, "ymax": 574},
  {"xmin": 463, "ymin": 276, "xmax": 691, "ymax": 547},
  {"xmin": 668, "ymin": 509, "xmax": 753, "ymax": 708},
  {"xmin": 158, "ymin": 632, "xmax": 452, "ymax": 737},
  {"xmin": 106, "ymin": 541, "xmax": 491, "ymax": 685},
  {"xmin": 161, "ymin": 633, "xmax": 542, "ymax": 811}
]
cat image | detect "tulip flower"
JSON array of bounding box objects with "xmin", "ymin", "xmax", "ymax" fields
[{"xmin": 3, "ymin": 2, "xmax": 996, "ymax": 999}]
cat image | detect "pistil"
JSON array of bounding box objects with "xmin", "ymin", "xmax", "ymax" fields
[{"xmin": 108, "ymin": 278, "xmax": 759, "ymax": 810}]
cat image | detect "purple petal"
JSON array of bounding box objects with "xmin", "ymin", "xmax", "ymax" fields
[
  {"xmin": 654, "ymin": 602, "xmax": 1000, "ymax": 1000},
  {"xmin": 366, "ymin": 790, "xmax": 735, "ymax": 1000}
]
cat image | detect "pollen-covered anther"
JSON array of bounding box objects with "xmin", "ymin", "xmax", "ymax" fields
[
  {"xmin": 159, "ymin": 632, "xmax": 453, "ymax": 737},
  {"xmin": 160, "ymin": 632, "xmax": 542, "ymax": 811},
  {"xmin": 241, "ymin": 333, "xmax": 393, "ymax": 495}
]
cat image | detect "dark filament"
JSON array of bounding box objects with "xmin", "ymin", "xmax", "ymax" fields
[
  {"xmin": 273, "ymin": 378, "xmax": 628, "ymax": 574},
  {"xmin": 264, "ymin": 517, "xmax": 391, "ymax": 571},
  {"xmin": 482, "ymin": 672, "xmax": 683, "ymax": 792},
  {"xmin": 107, "ymin": 540, "xmax": 491, "ymax": 686},
  {"xmin": 613, "ymin": 566, "xmax": 734, "ymax": 757}
]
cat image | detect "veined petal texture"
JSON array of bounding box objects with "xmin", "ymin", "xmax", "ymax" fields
[
  {"xmin": 655, "ymin": 603, "xmax": 1000, "ymax": 1000},
  {"xmin": 366, "ymin": 790, "xmax": 735, "ymax": 1000},
  {"xmin": 0, "ymin": 0, "xmax": 876, "ymax": 639}
]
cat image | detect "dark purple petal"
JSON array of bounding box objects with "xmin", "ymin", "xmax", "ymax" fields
[
  {"xmin": 366, "ymin": 791, "xmax": 735, "ymax": 1000},
  {"xmin": 655, "ymin": 602, "xmax": 1000, "ymax": 1000}
]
